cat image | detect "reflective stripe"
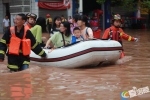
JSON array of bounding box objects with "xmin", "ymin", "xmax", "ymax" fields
[
  {"xmin": 8, "ymin": 65, "xmax": 18, "ymax": 69},
  {"xmin": 0, "ymin": 50, "xmax": 5, "ymax": 54},
  {"xmin": 38, "ymin": 50, "xmax": 44, "ymax": 56},
  {"xmin": 128, "ymin": 36, "xmax": 132, "ymax": 41},
  {"xmin": 0, "ymin": 39, "xmax": 6, "ymax": 44},
  {"xmin": 32, "ymin": 42, "xmax": 38, "ymax": 49},
  {"xmin": 23, "ymin": 61, "xmax": 30, "ymax": 65},
  {"xmin": 120, "ymin": 32, "xmax": 123, "ymax": 36}
]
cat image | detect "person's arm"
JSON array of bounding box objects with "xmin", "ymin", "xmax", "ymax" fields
[
  {"xmin": 71, "ymin": 36, "xmax": 76, "ymax": 44},
  {"xmin": 26, "ymin": 30, "xmax": 46, "ymax": 57},
  {"xmin": 87, "ymin": 28, "xmax": 93, "ymax": 39},
  {"xmin": 44, "ymin": 33, "xmax": 57, "ymax": 48},
  {"xmin": 120, "ymin": 28, "xmax": 137, "ymax": 41},
  {"xmin": 102, "ymin": 28, "xmax": 110, "ymax": 39},
  {"xmin": 3, "ymin": 19, "xmax": 5, "ymax": 27},
  {"xmin": 0, "ymin": 29, "xmax": 10, "ymax": 61},
  {"xmin": 44, "ymin": 39, "xmax": 53, "ymax": 48}
]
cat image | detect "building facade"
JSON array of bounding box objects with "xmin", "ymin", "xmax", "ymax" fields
[
  {"xmin": 38, "ymin": 0, "xmax": 72, "ymax": 20},
  {"xmin": 0, "ymin": 0, "xmax": 73, "ymax": 33},
  {"xmin": 0, "ymin": 0, "xmax": 9, "ymax": 33}
]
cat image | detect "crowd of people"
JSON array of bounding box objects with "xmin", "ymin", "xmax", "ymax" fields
[{"xmin": 0, "ymin": 13, "xmax": 138, "ymax": 72}]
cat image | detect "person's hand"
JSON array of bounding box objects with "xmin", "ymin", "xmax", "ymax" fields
[
  {"xmin": 0, "ymin": 59, "xmax": 4, "ymax": 62},
  {"xmin": 44, "ymin": 45, "xmax": 48, "ymax": 49},
  {"xmin": 134, "ymin": 38, "xmax": 138, "ymax": 42},
  {"xmin": 41, "ymin": 53, "xmax": 47, "ymax": 59}
]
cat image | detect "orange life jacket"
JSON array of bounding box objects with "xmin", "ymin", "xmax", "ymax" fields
[
  {"xmin": 103, "ymin": 26, "xmax": 135, "ymax": 44},
  {"xmin": 109, "ymin": 28, "xmax": 122, "ymax": 45},
  {"xmin": 25, "ymin": 23, "xmax": 32, "ymax": 29},
  {"xmin": 9, "ymin": 26, "xmax": 31, "ymax": 56}
]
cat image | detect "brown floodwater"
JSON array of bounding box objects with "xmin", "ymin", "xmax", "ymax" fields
[{"xmin": 0, "ymin": 29, "xmax": 150, "ymax": 100}]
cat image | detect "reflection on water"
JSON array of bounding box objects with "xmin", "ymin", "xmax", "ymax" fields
[
  {"xmin": 0, "ymin": 72, "xmax": 32, "ymax": 100},
  {"xmin": 0, "ymin": 30, "xmax": 150, "ymax": 100}
]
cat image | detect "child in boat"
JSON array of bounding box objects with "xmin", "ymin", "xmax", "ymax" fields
[{"xmin": 72, "ymin": 27, "xmax": 84, "ymax": 44}]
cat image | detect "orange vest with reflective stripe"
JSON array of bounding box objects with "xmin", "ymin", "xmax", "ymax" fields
[{"xmin": 9, "ymin": 26, "xmax": 31, "ymax": 56}]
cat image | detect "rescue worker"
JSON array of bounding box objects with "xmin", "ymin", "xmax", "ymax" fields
[
  {"xmin": 25, "ymin": 13, "xmax": 37, "ymax": 29},
  {"xmin": 46, "ymin": 14, "xmax": 52, "ymax": 33},
  {"xmin": 0, "ymin": 13, "xmax": 46, "ymax": 72},
  {"xmin": 61, "ymin": 15, "xmax": 67, "ymax": 22},
  {"xmin": 30, "ymin": 17, "xmax": 47, "ymax": 47},
  {"xmin": 102, "ymin": 14, "xmax": 138, "ymax": 58}
]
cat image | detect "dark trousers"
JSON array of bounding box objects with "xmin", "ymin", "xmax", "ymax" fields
[
  {"xmin": 48, "ymin": 24, "xmax": 52, "ymax": 34},
  {"xmin": 10, "ymin": 64, "xmax": 29, "ymax": 72},
  {"xmin": 20, "ymin": 64, "xmax": 29, "ymax": 71},
  {"xmin": 3, "ymin": 27, "xmax": 9, "ymax": 34}
]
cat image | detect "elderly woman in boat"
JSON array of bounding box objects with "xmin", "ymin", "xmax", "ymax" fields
[{"xmin": 44, "ymin": 21, "xmax": 72, "ymax": 49}]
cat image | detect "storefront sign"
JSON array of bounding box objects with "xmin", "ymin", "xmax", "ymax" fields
[{"xmin": 38, "ymin": 0, "xmax": 70, "ymax": 10}]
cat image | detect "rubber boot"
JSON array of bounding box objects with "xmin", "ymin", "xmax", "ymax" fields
[{"xmin": 120, "ymin": 51, "xmax": 125, "ymax": 58}]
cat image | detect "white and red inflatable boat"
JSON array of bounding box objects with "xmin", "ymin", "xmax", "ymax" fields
[{"xmin": 30, "ymin": 40, "xmax": 122, "ymax": 68}]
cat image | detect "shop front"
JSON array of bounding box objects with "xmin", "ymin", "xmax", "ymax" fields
[{"xmin": 38, "ymin": 0, "xmax": 72, "ymax": 19}]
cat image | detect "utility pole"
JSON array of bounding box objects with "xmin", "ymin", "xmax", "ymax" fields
[{"xmin": 79, "ymin": 0, "xmax": 83, "ymax": 15}]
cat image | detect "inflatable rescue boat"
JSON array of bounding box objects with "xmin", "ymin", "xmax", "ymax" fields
[{"xmin": 30, "ymin": 40, "xmax": 122, "ymax": 68}]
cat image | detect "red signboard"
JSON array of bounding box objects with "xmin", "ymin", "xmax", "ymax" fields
[{"xmin": 38, "ymin": 0, "xmax": 70, "ymax": 10}]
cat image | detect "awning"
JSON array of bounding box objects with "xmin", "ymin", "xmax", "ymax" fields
[{"xmin": 38, "ymin": 0, "xmax": 70, "ymax": 10}]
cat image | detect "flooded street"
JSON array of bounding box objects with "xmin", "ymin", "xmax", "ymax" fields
[{"xmin": 0, "ymin": 29, "xmax": 150, "ymax": 100}]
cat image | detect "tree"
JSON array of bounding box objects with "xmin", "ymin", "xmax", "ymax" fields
[
  {"xmin": 96, "ymin": 0, "xmax": 150, "ymax": 11},
  {"xmin": 96, "ymin": 0, "xmax": 150, "ymax": 28}
]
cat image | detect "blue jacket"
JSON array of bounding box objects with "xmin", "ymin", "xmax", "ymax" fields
[{"xmin": 72, "ymin": 35, "xmax": 84, "ymax": 44}]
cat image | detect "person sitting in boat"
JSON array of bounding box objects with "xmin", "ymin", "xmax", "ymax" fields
[
  {"xmin": 102, "ymin": 14, "xmax": 138, "ymax": 58},
  {"xmin": 30, "ymin": 17, "xmax": 47, "ymax": 47},
  {"xmin": 77, "ymin": 15, "xmax": 93, "ymax": 40},
  {"xmin": 72, "ymin": 27, "xmax": 84, "ymax": 44},
  {"xmin": 44, "ymin": 21, "xmax": 72, "ymax": 49},
  {"xmin": 50, "ymin": 16, "xmax": 62, "ymax": 37},
  {"xmin": 70, "ymin": 14, "xmax": 80, "ymax": 34}
]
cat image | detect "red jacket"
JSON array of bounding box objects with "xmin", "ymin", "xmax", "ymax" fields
[{"xmin": 102, "ymin": 26, "xmax": 135, "ymax": 42}]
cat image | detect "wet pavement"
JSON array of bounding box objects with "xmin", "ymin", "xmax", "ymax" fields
[{"xmin": 0, "ymin": 29, "xmax": 150, "ymax": 100}]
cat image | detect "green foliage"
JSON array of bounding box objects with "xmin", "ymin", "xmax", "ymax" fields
[
  {"xmin": 96, "ymin": 0, "xmax": 150, "ymax": 10},
  {"xmin": 96, "ymin": 0, "xmax": 122, "ymax": 4},
  {"xmin": 119, "ymin": 0, "xmax": 136, "ymax": 11},
  {"xmin": 96, "ymin": 0, "xmax": 105, "ymax": 4},
  {"xmin": 143, "ymin": 0, "xmax": 150, "ymax": 9}
]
